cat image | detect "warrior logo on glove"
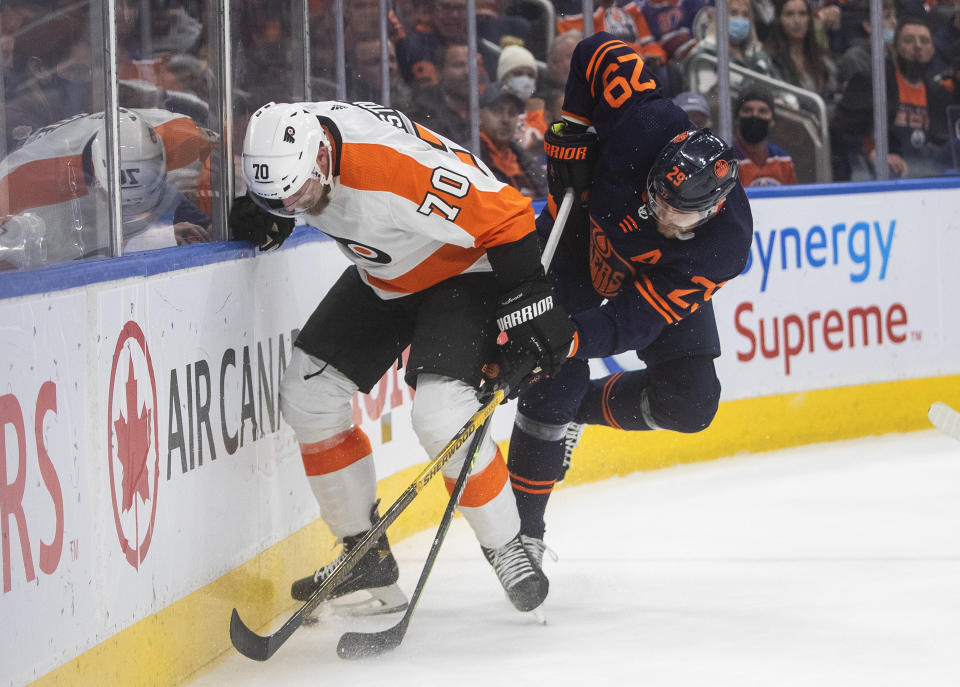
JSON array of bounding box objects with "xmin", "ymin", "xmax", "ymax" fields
[{"xmin": 496, "ymin": 295, "xmax": 554, "ymax": 330}]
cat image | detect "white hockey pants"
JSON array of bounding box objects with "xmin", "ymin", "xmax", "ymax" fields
[{"xmin": 279, "ymin": 348, "xmax": 519, "ymax": 548}]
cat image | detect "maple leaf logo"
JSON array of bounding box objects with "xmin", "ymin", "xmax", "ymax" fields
[{"xmin": 113, "ymin": 356, "xmax": 152, "ymax": 512}]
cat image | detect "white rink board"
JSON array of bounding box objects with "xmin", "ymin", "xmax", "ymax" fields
[
  {"xmin": 712, "ymin": 188, "xmax": 960, "ymax": 397},
  {"xmin": 0, "ymin": 292, "xmax": 97, "ymax": 684},
  {"xmin": 2, "ymin": 182, "xmax": 960, "ymax": 686},
  {"xmin": 0, "ymin": 241, "xmax": 425, "ymax": 687}
]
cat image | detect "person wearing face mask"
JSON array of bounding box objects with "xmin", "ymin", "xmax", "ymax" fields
[
  {"xmin": 732, "ymin": 88, "xmax": 798, "ymax": 187},
  {"xmin": 690, "ymin": 0, "xmax": 778, "ymax": 78},
  {"xmin": 837, "ymin": 0, "xmax": 897, "ymax": 88},
  {"xmin": 830, "ymin": 15, "xmax": 951, "ymax": 180},
  {"xmin": 497, "ymin": 44, "xmax": 541, "ymax": 151}
]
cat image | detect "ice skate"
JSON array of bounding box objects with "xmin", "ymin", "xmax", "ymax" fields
[
  {"xmin": 482, "ymin": 534, "xmax": 549, "ymax": 612},
  {"xmin": 291, "ymin": 528, "xmax": 407, "ymax": 617},
  {"xmin": 520, "ymin": 534, "xmax": 557, "ymax": 569}
]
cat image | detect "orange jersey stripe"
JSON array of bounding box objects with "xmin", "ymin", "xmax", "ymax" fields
[
  {"xmin": 300, "ymin": 426, "xmax": 372, "ymax": 476},
  {"xmin": 633, "ymin": 279, "xmax": 676, "ymax": 324},
  {"xmin": 0, "ymin": 154, "xmax": 87, "ymax": 217},
  {"xmin": 585, "ymin": 39, "xmax": 618, "ymax": 84},
  {"xmin": 444, "ymin": 447, "xmax": 509, "ymax": 508},
  {"xmin": 641, "ymin": 274, "xmax": 681, "ymax": 321},
  {"xmin": 362, "ymin": 243, "xmax": 486, "ymax": 294},
  {"xmin": 602, "ymin": 372, "xmax": 624, "ymax": 430},
  {"xmin": 560, "ymin": 110, "xmax": 591, "ymax": 127},
  {"xmin": 586, "ymin": 40, "xmax": 624, "ymax": 98},
  {"xmin": 339, "ymin": 141, "xmax": 533, "ymax": 249}
]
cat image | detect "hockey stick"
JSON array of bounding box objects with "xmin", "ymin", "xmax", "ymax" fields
[
  {"xmin": 929, "ymin": 402, "xmax": 960, "ymax": 442},
  {"xmin": 540, "ymin": 188, "xmax": 575, "ymax": 271},
  {"xmin": 229, "ymin": 387, "xmax": 504, "ymax": 661},
  {"xmin": 334, "ymin": 189, "xmax": 576, "ymax": 659},
  {"xmin": 337, "ymin": 415, "xmax": 493, "ymax": 659}
]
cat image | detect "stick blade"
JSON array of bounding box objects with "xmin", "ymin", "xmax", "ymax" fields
[
  {"xmin": 230, "ymin": 608, "xmax": 278, "ymax": 662},
  {"xmin": 336, "ymin": 623, "xmax": 406, "ymax": 660},
  {"xmin": 929, "ymin": 402, "xmax": 960, "ymax": 441}
]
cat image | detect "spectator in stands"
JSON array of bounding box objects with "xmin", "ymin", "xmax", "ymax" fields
[
  {"xmin": 344, "ymin": 0, "xmax": 406, "ymax": 47},
  {"xmin": 498, "ymin": 43, "xmax": 538, "ymax": 104},
  {"xmin": 837, "ymin": 0, "xmax": 898, "ymax": 87},
  {"xmin": 392, "ymin": 0, "xmax": 430, "ymax": 35},
  {"xmin": 673, "ymin": 91, "xmax": 713, "ymax": 128},
  {"xmin": 753, "ymin": 0, "xmax": 777, "ymax": 43},
  {"xmin": 477, "ymin": 81, "xmax": 547, "ymax": 198},
  {"xmin": 538, "ymin": 30, "xmax": 582, "ymax": 97},
  {"xmin": 1, "ymin": 0, "xmax": 48, "ymax": 96},
  {"xmin": 114, "ymin": 0, "xmax": 186, "ymax": 93},
  {"xmin": 4, "ymin": 31, "xmax": 93, "ymax": 149},
  {"xmin": 556, "ymin": 2, "xmax": 667, "ymax": 65},
  {"xmin": 496, "ymin": 44, "xmax": 545, "ymax": 154},
  {"xmin": 939, "ymin": 40, "xmax": 960, "ymax": 102},
  {"xmin": 477, "ymin": 0, "xmax": 532, "ymax": 59},
  {"xmin": 233, "ymin": 0, "xmax": 293, "ymax": 104},
  {"xmin": 813, "ymin": 3, "xmax": 843, "ymax": 56},
  {"xmin": 732, "ymin": 88, "xmax": 799, "ymax": 186},
  {"xmin": 830, "ymin": 15, "xmax": 951, "ymax": 180},
  {"xmin": 407, "ymin": 42, "xmax": 474, "ymax": 145},
  {"xmin": 888, "ymin": 16, "xmax": 952, "ymax": 176},
  {"xmin": 690, "ymin": 0, "xmax": 779, "ymax": 78},
  {"xmin": 933, "ymin": 0, "xmax": 960, "ymax": 76},
  {"xmin": 0, "ymin": 108, "xmax": 213, "ymax": 268},
  {"xmin": 764, "ymin": 0, "xmax": 838, "ymax": 102},
  {"xmin": 346, "ymin": 0, "xmax": 385, "ymax": 42},
  {"xmin": 148, "ymin": 0, "xmax": 204, "ymax": 56},
  {"xmin": 641, "ymin": 0, "xmax": 710, "ymax": 62},
  {"xmin": 396, "ymin": 0, "xmax": 494, "ymax": 90},
  {"xmin": 348, "ymin": 38, "xmax": 415, "ymax": 112}
]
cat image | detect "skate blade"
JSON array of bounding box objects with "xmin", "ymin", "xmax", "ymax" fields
[
  {"xmin": 529, "ymin": 607, "xmax": 547, "ymax": 625},
  {"xmin": 327, "ymin": 583, "xmax": 409, "ymax": 617}
]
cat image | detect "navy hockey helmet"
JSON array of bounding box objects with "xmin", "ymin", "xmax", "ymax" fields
[{"xmin": 645, "ymin": 128, "xmax": 738, "ymax": 234}]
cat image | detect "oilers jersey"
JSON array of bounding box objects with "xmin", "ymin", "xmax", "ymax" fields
[
  {"xmin": 555, "ymin": 32, "xmax": 752, "ymax": 358},
  {"xmin": 296, "ymin": 101, "xmax": 536, "ymax": 300}
]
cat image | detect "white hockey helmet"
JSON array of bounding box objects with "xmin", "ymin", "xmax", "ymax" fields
[
  {"xmin": 241, "ymin": 102, "xmax": 332, "ymax": 218},
  {"xmin": 91, "ymin": 108, "xmax": 168, "ymax": 222}
]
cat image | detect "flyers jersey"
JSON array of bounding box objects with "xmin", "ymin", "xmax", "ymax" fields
[
  {"xmin": 0, "ymin": 109, "xmax": 214, "ymax": 264},
  {"xmin": 298, "ymin": 101, "xmax": 535, "ymax": 300},
  {"xmin": 555, "ymin": 33, "xmax": 752, "ymax": 357}
]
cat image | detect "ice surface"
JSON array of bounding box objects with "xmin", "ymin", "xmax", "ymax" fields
[{"xmin": 187, "ymin": 431, "xmax": 960, "ymax": 687}]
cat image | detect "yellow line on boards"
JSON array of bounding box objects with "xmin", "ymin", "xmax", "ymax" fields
[{"xmin": 30, "ymin": 374, "xmax": 960, "ymax": 686}]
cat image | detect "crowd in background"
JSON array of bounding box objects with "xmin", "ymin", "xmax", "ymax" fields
[{"xmin": 1, "ymin": 0, "xmax": 959, "ymax": 269}]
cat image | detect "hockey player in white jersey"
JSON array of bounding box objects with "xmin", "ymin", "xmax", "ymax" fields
[
  {"xmin": 229, "ymin": 101, "xmax": 575, "ymax": 614},
  {"xmin": 0, "ymin": 107, "xmax": 214, "ymax": 268}
]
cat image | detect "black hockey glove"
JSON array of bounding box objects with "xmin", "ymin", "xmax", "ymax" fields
[
  {"xmin": 483, "ymin": 280, "xmax": 576, "ymax": 401},
  {"xmin": 544, "ymin": 121, "xmax": 598, "ymax": 209},
  {"xmin": 228, "ymin": 195, "xmax": 295, "ymax": 251}
]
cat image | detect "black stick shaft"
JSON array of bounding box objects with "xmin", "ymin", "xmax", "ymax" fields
[{"xmin": 336, "ymin": 416, "xmax": 492, "ymax": 659}]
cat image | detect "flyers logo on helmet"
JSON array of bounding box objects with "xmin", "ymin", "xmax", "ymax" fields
[
  {"xmin": 714, "ymin": 159, "xmax": 729, "ymax": 178},
  {"xmin": 283, "ymin": 126, "xmax": 295, "ymax": 143},
  {"xmin": 671, "ymin": 130, "xmax": 690, "ymax": 144}
]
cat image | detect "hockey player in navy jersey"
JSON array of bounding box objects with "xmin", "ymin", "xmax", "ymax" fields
[{"xmin": 502, "ymin": 32, "xmax": 753, "ymax": 568}]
